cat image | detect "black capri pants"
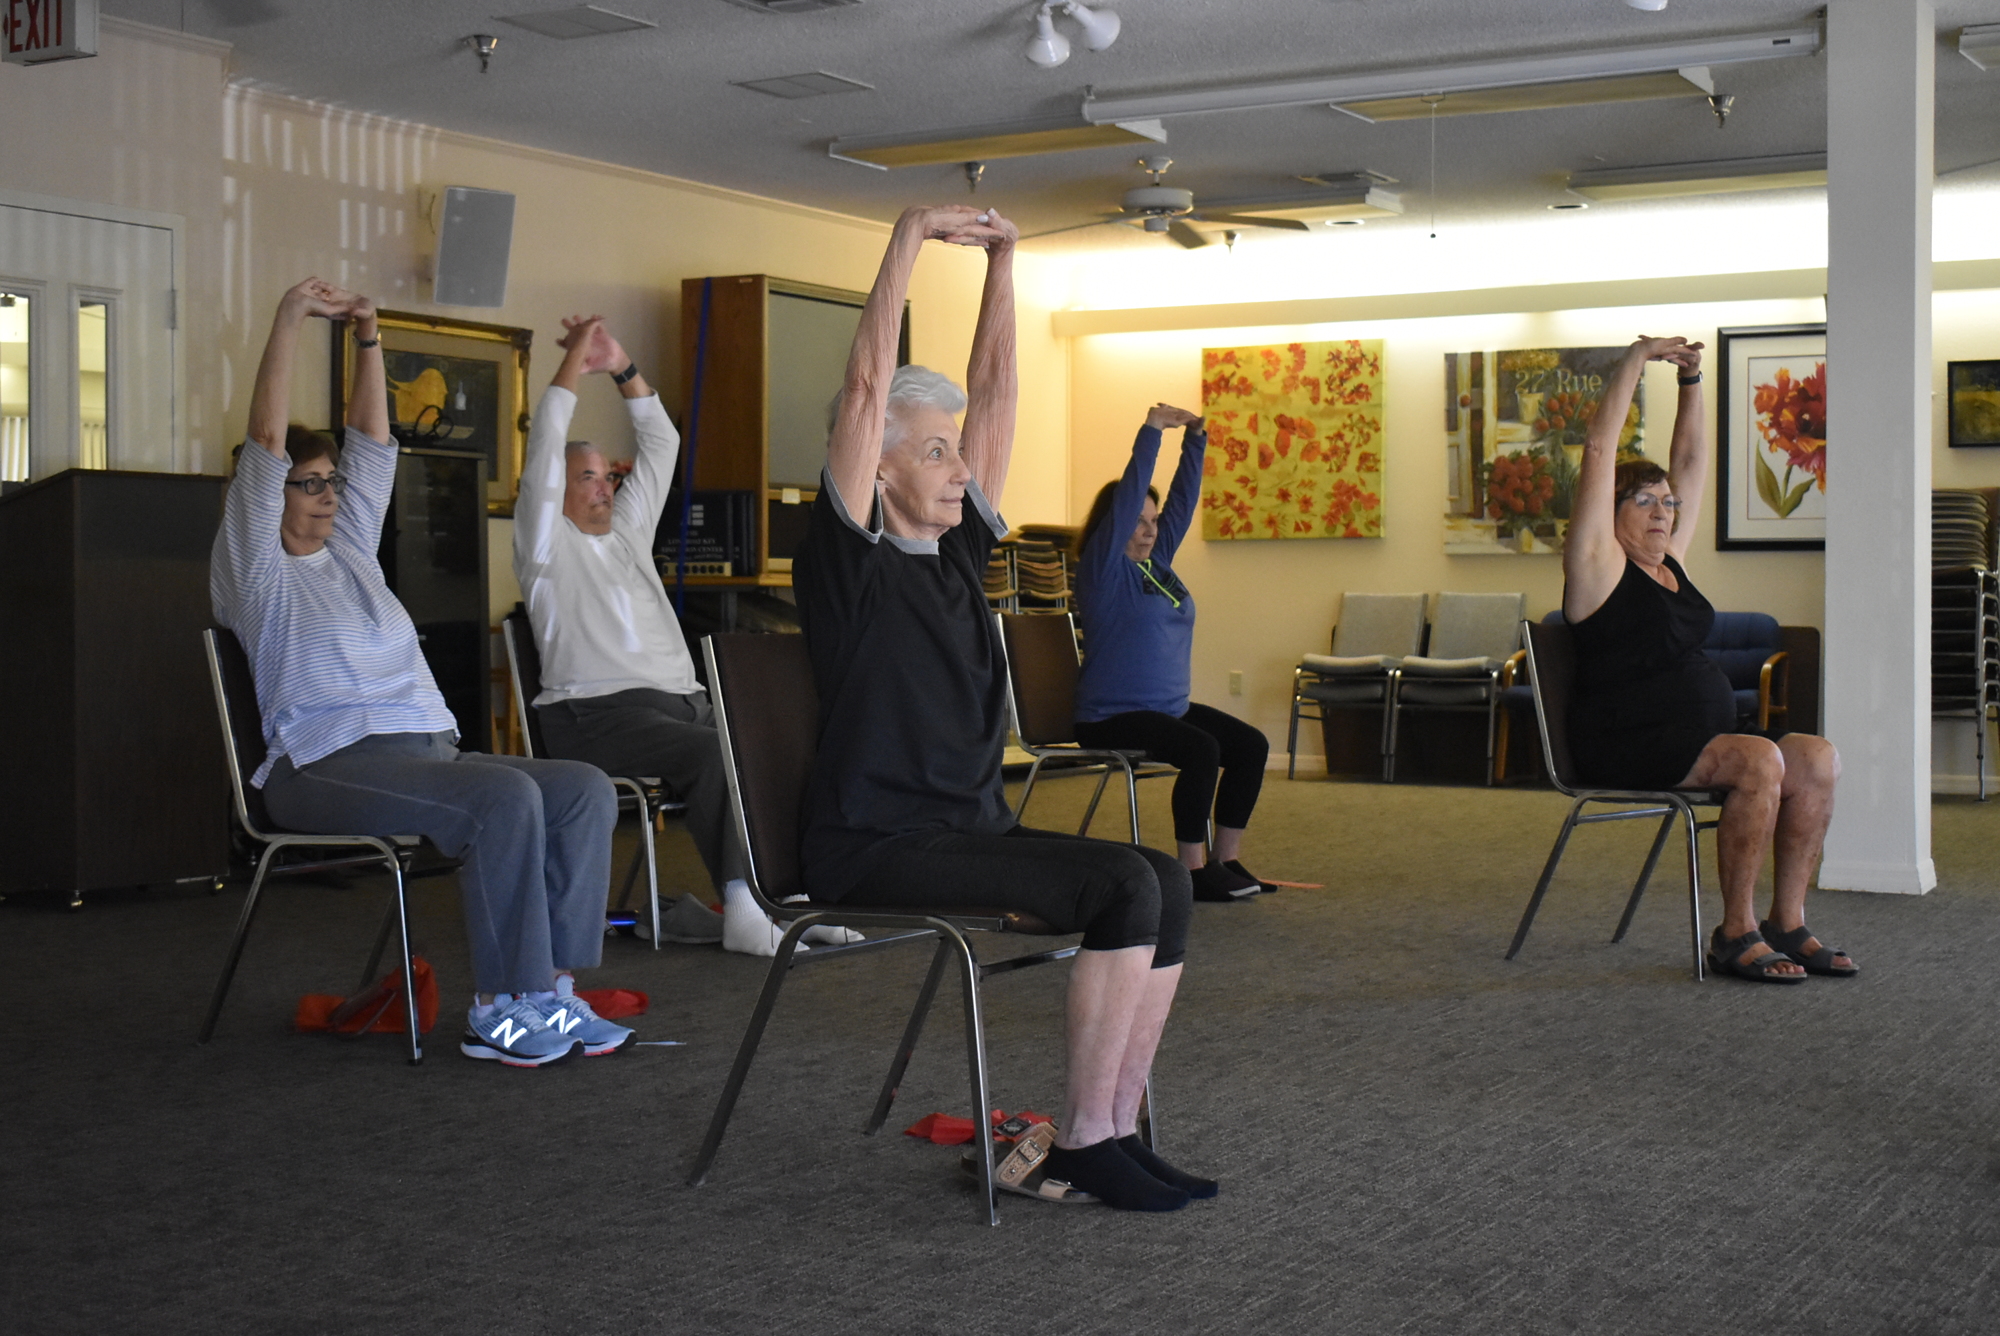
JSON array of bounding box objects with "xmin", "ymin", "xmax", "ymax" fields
[
  {"xmin": 838, "ymin": 825, "xmax": 1192, "ymax": 968},
  {"xmin": 1074, "ymin": 702, "xmax": 1269, "ymax": 846}
]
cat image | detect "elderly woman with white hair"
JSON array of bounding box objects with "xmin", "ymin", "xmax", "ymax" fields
[{"xmin": 793, "ymin": 205, "xmax": 1209, "ymax": 1212}]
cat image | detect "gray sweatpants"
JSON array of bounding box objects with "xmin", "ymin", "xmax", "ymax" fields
[
  {"xmin": 261, "ymin": 731, "xmax": 617, "ymax": 996},
  {"xmin": 537, "ymin": 688, "xmax": 747, "ymax": 889}
]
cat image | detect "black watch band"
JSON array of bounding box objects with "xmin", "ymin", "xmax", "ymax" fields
[
  {"xmin": 611, "ymin": 362, "xmax": 641, "ymax": 385},
  {"xmin": 354, "ymin": 337, "xmax": 379, "ymax": 349},
  {"xmin": 1677, "ymin": 372, "xmax": 1702, "ymax": 386}
]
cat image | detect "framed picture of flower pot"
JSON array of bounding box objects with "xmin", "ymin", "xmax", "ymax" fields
[
  {"xmin": 1716, "ymin": 323, "xmax": 1825, "ymax": 551},
  {"xmin": 1948, "ymin": 360, "xmax": 2000, "ymax": 447},
  {"xmin": 1442, "ymin": 346, "xmax": 1646, "ymax": 555}
]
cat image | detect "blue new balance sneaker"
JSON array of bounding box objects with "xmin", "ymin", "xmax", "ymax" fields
[
  {"xmin": 460, "ymin": 997, "xmax": 582, "ymax": 1067},
  {"xmin": 531, "ymin": 990, "xmax": 634, "ymax": 1057}
]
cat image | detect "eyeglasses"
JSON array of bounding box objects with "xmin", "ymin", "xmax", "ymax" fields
[
  {"xmin": 284, "ymin": 474, "xmax": 348, "ymax": 497},
  {"xmin": 1624, "ymin": 493, "xmax": 1681, "ymax": 513}
]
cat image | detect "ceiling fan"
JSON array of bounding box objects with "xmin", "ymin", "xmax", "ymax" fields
[{"xmin": 1030, "ymin": 156, "xmax": 1313, "ymax": 249}]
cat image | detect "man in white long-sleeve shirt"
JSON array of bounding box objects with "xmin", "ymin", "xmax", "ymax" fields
[{"xmin": 512, "ymin": 316, "xmax": 855, "ymax": 956}]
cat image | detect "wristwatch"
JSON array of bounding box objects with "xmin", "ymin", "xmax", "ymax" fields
[{"xmin": 611, "ymin": 362, "xmax": 641, "ymax": 385}]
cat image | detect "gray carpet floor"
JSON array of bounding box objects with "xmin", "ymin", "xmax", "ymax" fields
[{"xmin": 7, "ymin": 772, "xmax": 2000, "ymax": 1335}]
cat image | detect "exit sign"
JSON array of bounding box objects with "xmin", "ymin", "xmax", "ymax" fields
[{"xmin": 2, "ymin": 0, "xmax": 96, "ymax": 65}]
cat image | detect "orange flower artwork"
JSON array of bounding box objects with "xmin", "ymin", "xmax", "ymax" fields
[
  {"xmin": 1199, "ymin": 340, "xmax": 1384, "ymax": 540},
  {"xmin": 1751, "ymin": 361, "xmax": 1826, "ymax": 518}
]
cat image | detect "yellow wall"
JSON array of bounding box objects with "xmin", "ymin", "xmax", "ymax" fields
[{"xmin": 1069, "ymin": 290, "xmax": 2000, "ymax": 764}]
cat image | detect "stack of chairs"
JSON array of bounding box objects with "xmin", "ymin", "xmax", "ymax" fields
[
  {"xmin": 1933, "ymin": 488, "xmax": 2000, "ymax": 800},
  {"xmin": 983, "ymin": 545, "xmax": 1019, "ymax": 613},
  {"xmin": 1009, "ymin": 528, "xmax": 1074, "ymax": 613}
]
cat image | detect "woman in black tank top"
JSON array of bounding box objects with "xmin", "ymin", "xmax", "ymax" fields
[{"xmin": 1562, "ymin": 337, "xmax": 1856, "ymax": 983}]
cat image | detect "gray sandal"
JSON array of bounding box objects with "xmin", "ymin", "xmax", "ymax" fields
[
  {"xmin": 1707, "ymin": 927, "xmax": 1807, "ymax": 984},
  {"xmin": 1759, "ymin": 920, "xmax": 1860, "ymax": 977}
]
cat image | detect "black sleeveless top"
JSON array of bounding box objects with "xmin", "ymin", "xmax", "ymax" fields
[{"xmin": 1565, "ymin": 555, "xmax": 1738, "ymax": 789}]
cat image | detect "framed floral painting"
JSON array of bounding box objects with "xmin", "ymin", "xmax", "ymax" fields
[
  {"xmin": 1715, "ymin": 324, "xmax": 1825, "ymax": 550},
  {"xmin": 1200, "ymin": 340, "xmax": 1384, "ymax": 540}
]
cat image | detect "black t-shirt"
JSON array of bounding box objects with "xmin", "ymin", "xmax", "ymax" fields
[{"xmin": 793, "ymin": 468, "xmax": 1015, "ymax": 900}]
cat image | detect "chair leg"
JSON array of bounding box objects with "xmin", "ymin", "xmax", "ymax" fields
[
  {"xmin": 1682, "ymin": 804, "xmax": 1706, "ymax": 982},
  {"xmin": 686, "ymin": 919, "xmax": 814, "ymax": 1187},
  {"xmin": 388, "ymin": 859, "xmax": 422, "ymax": 1065},
  {"xmin": 197, "ymin": 843, "xmax": 285, "ymax": 1044},
  {"xmin": 1505, "ymin": 799, "xmax": 1586, "ymax": 960},
  {"xmin": 1493, "ymin": 701, "xmax": 1511, "ymax": 784},
  {"xmin": 1484, "ymin": 694, "xmax": 1500, "ymax": 787},
  {"xmin": 1013, "ymin": 756, "xmax": 1047, "ymax": 824},
  {"xmin": 1611, "ymin": 812, "xmax": 1676, "ymax": 944},
  {"xmin": 639, "ymin": 800, "xmax": 662, "ymax": 952},
  {"xmin": 953, "ymin": 927, "xmax": 1000, "ymax": 1227},
  {"xmin": 864, "ymin": 938, "xmax": 954, "ymax": 1136},
  {"xmin": 1122, "ymin": 760, "xmax": 1141, "ymax": 845},
  {"xmin": 1286, "ymin": 698, "xmax": 1300, "ymax": 781},
  {"xmin": 1077, "ymin": 767, "xmax": 1113, "ymax": 837},
  {"xmin": 1136, "ymin": 1076, "xmax": 1156, "ymax": 1151},
  {"xmin": 1385, "ymin": 696, "xmax": 1401, "ymax": 784}
]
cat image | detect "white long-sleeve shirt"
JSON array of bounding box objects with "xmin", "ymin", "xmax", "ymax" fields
[{"xmin": 512, "ymin": 385, "xmax": 700, "ymax": 705}]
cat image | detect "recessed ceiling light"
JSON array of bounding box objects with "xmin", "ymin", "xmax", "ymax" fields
[
  {"xmin": 1549, "ymin": 202, "xmax": 1590, "ymax": 210},
  {"xmin": 498, "ymin": 5, "xmax": 655, "ymax": 39},
  {"xmin": 733, "ymin": 71, "xmax": 874, "ymax": 99}
]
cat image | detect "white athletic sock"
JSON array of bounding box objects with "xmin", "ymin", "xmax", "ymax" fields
[
  {"xmin": 721, "ymin": 879, "xmax": 805, "ymax": 957},
  {"xmin": 553, "ymin": 973, "xmax": 577, "ymax": 998}
]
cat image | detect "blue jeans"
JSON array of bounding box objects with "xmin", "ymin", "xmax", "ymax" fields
[{"xmin": 261, "ymin": 732, "xmax": 617, "ymax": 995}]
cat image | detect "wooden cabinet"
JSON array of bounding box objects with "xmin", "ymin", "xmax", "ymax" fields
[
  {"xmin": 677, "ymin": 274, "xmax": 908, "ymax": 586},
  {"xmin": 0, "ymin": 469, "xmax": 231, "ymax": 898}
]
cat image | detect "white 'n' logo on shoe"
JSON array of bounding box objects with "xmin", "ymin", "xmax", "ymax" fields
[
  {"xmin": 490, "ymin": 1017, "xmax": 530, "ymax": 1048},
  {"xmin": 544, "ymin": 1005, "xmax": 580, "ymax": 1035}
]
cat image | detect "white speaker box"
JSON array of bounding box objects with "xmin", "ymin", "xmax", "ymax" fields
[{"xmin": 433, "ymin": 186, "xmax": 515, "ymax": 308}]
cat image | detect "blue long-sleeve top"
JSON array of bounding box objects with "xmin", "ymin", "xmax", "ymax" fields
[{"xmin": 1073, "ymin": 422, "xmax": 1205, "ymax": 722}]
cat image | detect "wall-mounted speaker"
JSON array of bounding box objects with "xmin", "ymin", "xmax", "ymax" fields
[{"xmin": 433, "ymin": 186, "xmax": 515, "ymax": 308}]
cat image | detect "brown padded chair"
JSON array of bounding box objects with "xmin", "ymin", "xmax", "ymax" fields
[
  {"xmin": 1504, "ymin": 619, "xmax": 1726, "ymax": 981},
  {"xmin": 197, "ymin": 628, "xmax": 450, "ymax": 1064},
  {"xmin": 684, "ymin": 631, "xmax": 1150, "ymax": 1225},
  {"xmin": 995, "ymin": 611, "xmax": 1174, "ymax": 843}
]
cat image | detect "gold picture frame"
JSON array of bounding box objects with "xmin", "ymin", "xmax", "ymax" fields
[{"xmin": 331, "ymin": 309, "xmax": 532, "ymax": 516}]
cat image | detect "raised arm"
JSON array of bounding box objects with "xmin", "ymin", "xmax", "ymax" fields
[
  {"xmin": 246, "ymin": 278, "xmax": 363, "ymax": 457},
  {"xmin": 1151, "ymin": 405, "xmax": 1206, "ymax": 563},
  {"xmin": 344, "ymin": 296, "xmax": 387, "ymax": 442},
  {"xmin": 960, "ymin": 210, "xmax": 1020, "ymax": 508},
  {"xmin": 1661, "ymin": 342, "xmax": 1707, "ymax": 563},
  {"xmin": 1562, "ymin": 335, "xmax": 1691, "ymax": 620},
  {"xmin": 825, "ymin": 204, "xmax": 1000, "ymax": 519}
]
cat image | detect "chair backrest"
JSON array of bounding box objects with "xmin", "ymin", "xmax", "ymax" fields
[
  {"xmin": 499, "ymin": 610, "xmax": 550, "ymax": 759},
  {"xmin": 1703, "ymin": 611, "xmax": 1783, "ymax": 690},
  {"xmin": 703, "ymin": 632, "xmax": 817, "ymax": 908},
  {"xmin": 1331, "ymin": 592, "xmax": 1427, "ymax": 658},
  {"xmin": 203, "ymin": 627, "xmax": 277, "ymax": 839},
  {"xmin": 1521, "ymin": 619, "xmax": 1585, "ymax": 795},
  {"xmin": 996, "ymin": 611, "xmax": 1082, "ymax": 747},
  {"xmin": 1427, "ymin": 591, "xmax": 1527, "ymax": 660}
]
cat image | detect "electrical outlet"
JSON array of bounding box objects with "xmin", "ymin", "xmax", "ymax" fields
[{"xmin": 1228, "ymin": 670, "xmax": 1244, "ymax": 696}]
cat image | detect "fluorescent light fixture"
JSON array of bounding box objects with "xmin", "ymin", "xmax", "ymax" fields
[
  {"xmin": 1567, "ymin": 152, "xmax": 1827, "ymax": 201},
  {"xmin": 1337, "ymin": 68, "xmax": 1711, "ymax": 121},
  {"xmin": 829, "ymin": 115, "xmax": 1164, "ymax": 169},
  {"xmin": 1625, "ymin": 0, "xmax": 1669, "ymax": 11},
  {"xmin": 1198, "ymin": 173, "xmax": 1404, "ymax": 222},
  {"xmin": 1079, "ymin": 26, "xmax": 1819, "ymax": 123},
  {"xmin": 732, "ymin": 71, "xmax": 873, "ymax": 98},
  {"xmin": 1959, "ymin": 24, "xmax": 2000, "ymax": 71},
  {"xmin": 497, "ymin": 5, "xmax": 655, "ymax": 39}
]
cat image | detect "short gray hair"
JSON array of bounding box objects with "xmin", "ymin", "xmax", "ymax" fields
[
  {"xmin": 825, "ymin": 364, "xmax": 968, "ymax": 446},
  {"xmin": 564, "ymin": 440, "xmax": 600, "ymax": 460}
]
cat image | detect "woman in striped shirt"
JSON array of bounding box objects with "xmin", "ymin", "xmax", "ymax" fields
[{"xmin": 211, "ymin": 278, "xmax": 630, "ymax": 1068}]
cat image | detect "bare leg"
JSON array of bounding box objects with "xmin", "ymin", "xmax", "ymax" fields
[
  {"xmin": 1059, "ymin": 944, "xmax": 1155, "ymax": 1149},
  {"xmin": 1111, "ymin": 964, "xmax": 1183, "ymax": 1138},
  {"xmin": 1763, "ymin": 734, "xmax": 1854, "ymax": 968},
  {"xmin": 1678, "ymin": 734, "xmax": 1803, "ymax": 978},
  {"xmin": 1211, "ymin": 826, "xmax": 1246, "ymax": 863}
]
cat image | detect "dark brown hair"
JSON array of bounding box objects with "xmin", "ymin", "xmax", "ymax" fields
[
  {"xmin": 1077, "ymin": 479, "xmax": 1160, "ymax": 559},
  {"xmin": 1613, "ymin": 459, "xmax": 1670, "ymax": 506},
  {"xmin": 231, "ymin": 424, "xmax": 341, "ymax": 471}
]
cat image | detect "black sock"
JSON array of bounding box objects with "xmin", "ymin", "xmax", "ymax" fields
[
  {"xmin": 1041, "ymin": 1138, "xmax": 1188, "ymax": 1212},
  {"xmin": 1223, "ymin": 860, "xmax": 1275, "ymax": 893},
  {"xmin": 1117, "ymin": 1135, "xmax": 1219, "ymax": 1199}
]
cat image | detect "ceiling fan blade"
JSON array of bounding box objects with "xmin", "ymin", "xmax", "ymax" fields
[
  {"xmin": 1167, "ymin": 220, "xmax": 1211, "ymax": 249},
  {"xmin": 1021, "ymin": 216, "xmax": 1126, "ymax": 240},
  {"xmin": 1189, "ymin": 212, "xmax": 1312, "ymax": 231}
]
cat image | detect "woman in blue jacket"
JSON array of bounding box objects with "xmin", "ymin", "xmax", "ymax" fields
[{"xmin": 1073, "ymin": 404, "xmax": 1270, "ymax": 902}]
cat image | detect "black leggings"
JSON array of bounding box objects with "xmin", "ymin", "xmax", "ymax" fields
[
  {"xmin": 840, "ymin": 826, "xmax": 1191, "ymax": 968},
  {"xmin": 1074, "ymin": 703, "xmax": 1269, "ymax": 846}
]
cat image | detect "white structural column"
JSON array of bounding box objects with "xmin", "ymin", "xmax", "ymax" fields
[{"xmin": 1818, "ymin": 0, "xmax": 1936, "ymax": 894}]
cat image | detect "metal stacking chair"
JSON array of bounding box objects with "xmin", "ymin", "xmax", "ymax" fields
[
  {"xmin": 1504, "ymin": 619, "xmax": 1724, "ymax": 981},
  {"xmin": 1387, "ymin": 591, "xmax": 1526, "ymax": 784},
  {"xmin": 684, "ymin": 632, "xmax": 1150, "ymax": 1225},
  {"xmin": 995, "ymin": 611, "xmax": 1175, "ymax": 842},
  {"xmin": 197, "ymin": 628, "xmax": 452, "ymax": 1064},
  {"xmin": 500, "ymin": 610, "xmax": 686, "ymax": 946},
  {"xmin": 1287, "ymin": 591, "xmax": 1427, "ymax": 779}
]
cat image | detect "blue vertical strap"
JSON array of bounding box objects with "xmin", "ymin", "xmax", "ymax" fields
[{"xmin": 675, "ymin": 278, "xmax": 715, "ymax": 616}]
